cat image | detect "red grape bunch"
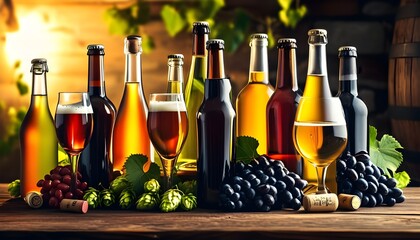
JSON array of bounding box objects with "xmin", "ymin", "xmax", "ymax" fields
[{"xmin": 37, "ymin": 165, "xmax": 88, "ymax": 208}]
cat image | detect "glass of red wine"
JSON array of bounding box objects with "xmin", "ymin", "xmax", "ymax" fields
[
  {"xmin": 147, "ymin": 93, "xmax": 188, "ymax": 191},
  {"xmin": 55, "ymin": 92, "xmax": 94, "ymax": 197}
]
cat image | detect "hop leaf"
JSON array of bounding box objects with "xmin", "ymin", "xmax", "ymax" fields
[
  {"xmin": 110, "ymin": 175, "xmax": 131, "ymax": 197},
  {"xmin": 7, "ymin": 179, "xmax": 20, "ymax": 198},
  {"xmin": 83, "ymin": 187, "xmax": 100, "ymax": 209},
  {"xmin": 119, "ymin": 188, "xmax": 136, "ymax": 210},
  {"xmin": 124, "ymin": 154, "xmax": 161, "ymax": 196},
  {"xmin": 180, "ymin": 193, "xmax": 197, "ymax": 211},
  {"xmin": 144, "ymin": 179, "xmax": 160, "ymax": 193},
  {"xmin": 99, "ymin": 189, "xmax": 116, "ymax": 208},
  {"xmin": 136, "ymin": 192, "xmax": 160, "ymax": 210}
]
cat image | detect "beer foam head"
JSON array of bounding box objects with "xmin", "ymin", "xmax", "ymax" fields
[
  {"xmin": 149, "ymin": 100, "xmax": 186, "ymax": 112},
  {"xmin": 56, "ymin": 103, "xmax": 93, "ymax": 114}
]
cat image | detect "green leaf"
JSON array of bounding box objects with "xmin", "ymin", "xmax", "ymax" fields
[
  {"xmin": 124, "ymin": 154, "xmax": 161, "ymax": 196},
  {"xmin": 395, "ymin": 171, "xmax": 410, "ymax": 189},
  {"xmin": 131, "ymin": 1, "xmax": 150, "ymax": 24},
  {"xmin": 141, "ymin": 34, "xmax": 155, "ymax": 54},
  {"xmin": 104, "ymin": 7, "xmax": 137, "ymax": 35},
  {"xmin": 278, "ymin": 0, "xmax": 293, "ymax": 10},
  {"xmin": 160, "ymin": 5, "xmax": 186, "ymax": 37},
  {"xmin": 369, "ymin": 126, "xmax": 404, "ymax": 177},
  {"xmin": 16, "ymin": 80, "xmax": 28, "ymax": 96},
  {"xmin": 236, "ymin": 136, "xmax": 260, "ymax": 164},
  {"xmin": 200, "ymin": 0, "xmax": 225, "ymax": 19}
]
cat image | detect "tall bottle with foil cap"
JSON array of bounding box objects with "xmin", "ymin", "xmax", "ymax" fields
[
  {"xmin": 236, "ymin": 33, "xmax": 274, "ymax": 154},
  {"xmin": 178, "ymin": 22, "xmax": 210, "ymax": 179},
  {"xmin": 79, "ymin": 44, "xmax": 116, "ymax": 189},
  {"xmin": 113, "ymin": 35, "xmax": 151, "ymax": 173},
  {"xmin": 20, "ymin": 58, "xmax": 58, "ymax": 197},
  {"xmin": 197, "ymin": 39, "xmax": 236, "ymax": 208},
  {"xmin": 266, "ymin": 38, "xmax": 302, "ymax": 175}
]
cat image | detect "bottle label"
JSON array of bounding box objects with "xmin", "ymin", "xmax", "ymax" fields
[{"xmin": 339, "ymin": 74, "xmax": 357, "ymax": 81}]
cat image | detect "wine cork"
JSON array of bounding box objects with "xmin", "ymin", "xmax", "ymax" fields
[
  {"xmin": 338, "ymin": 194, "xmax": 361, "ymax": 211},
  {"xmin": 302, "ymin": 193, "xmax": 339, "ymax": 212},
  {"xmin": 59, "ymin": 199, "xmax": 89, "ymax": 214},
  {"xmin": 24, "ymin": 191, "xmax": 43, "ymax": 209}
]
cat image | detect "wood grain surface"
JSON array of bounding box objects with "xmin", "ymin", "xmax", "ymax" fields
[{"xmin": 1, "ymin": 184, "xmax": 420, "ymax": 239}]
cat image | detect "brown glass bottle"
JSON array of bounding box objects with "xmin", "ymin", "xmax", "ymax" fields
[
  {"xmin": 79, "ymin": 45, "xmax": 116, "ymax": 189},
  {"xmin": 266, "ymin": 38, "xmax": 303, "ymax": 175},
  {"xmin": 197, "ymin": 39, "xmax": 236, "ymax": 208}
]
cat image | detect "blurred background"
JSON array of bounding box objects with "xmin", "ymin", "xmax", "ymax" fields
[{"xmin": 1, "ymin": 0, "xmax": 418, "ymax": 185}]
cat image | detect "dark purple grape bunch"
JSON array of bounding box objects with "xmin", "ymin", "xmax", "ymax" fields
[
  {"xmin": 219, "ymin": 155, "xmax": 308, "ymax": 212},
  {"xmin": 337, "ymin": 151, "xmax": 405, "ymax": 207},
  {"xmin": 37, "ymin": 165, "xmax": 88, "ymax": 208}
]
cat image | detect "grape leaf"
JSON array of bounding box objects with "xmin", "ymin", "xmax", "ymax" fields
[
  {"xmin": 124, "ymin": 154, "xmax": 161, "ymax": 196},
  {"xmin": 395, "ymin": 171, "xmax": 410, "ymax": 189},
  {"xmin": 369, "ymin": 125, "xmax": 404, "ymax": 177},
  {"xmin": 236, "ymin": 136, "xmax": 260, "ymax": 164}
]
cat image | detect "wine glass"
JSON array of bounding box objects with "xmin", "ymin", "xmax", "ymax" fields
[
  {"xmin": 55, "ymin": 92, "xmax": 94, "ymax": 198},
  {"xmin": 147, "ymin": 93, "xmax": 188, "ymax": 191},
  {"xmin": 293, "ymin": 97, "xmax": 347, "ymax": 194}
]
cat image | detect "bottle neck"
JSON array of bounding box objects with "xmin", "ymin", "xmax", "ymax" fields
[
  {"xmin": 32, "ymin": 69, "xmax": 47, "ymax": 96},
  {"xmin": 193, "ymin": 33, "xmax": 208, "ymax": 56},
  {"xmin": 207, "ymin": 49, "xmax": 225, "ymax": 79},
  {"xmin": 338, "ymin": 56, "xmax": 358, "ymax": 95},
  {"xmin": 307, "ymin": 44, "xmax": 328, "ymax": 76},
  {"xmin": 125, "ymin": 53, "xmax": 142, "ymax": 83},
  {"xmin": 88, "ymin": 54, "xmax": 106, "ymax": 97},
  {"xmin": 249, "ymin": 40, "xmax": 269, "ymax": 84},
  {"xmin": 276, "ymin": 47, "xmax": 298, "ymax": 91},
  {"xmin": 167, "ymin": 61, "xmax": 183, "ymax": 94}
]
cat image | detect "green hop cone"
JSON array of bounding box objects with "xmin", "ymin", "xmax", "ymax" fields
[
  {"xmin": 83, "ymin": 187, "xmax": 100, "ymax": 209},
  {"xmin": 180, "ymin": 193, "xmax": 197, "ymax": 211},
  {"xmin": 136, "ymin": 192, "xmax": 160, "ymax": 210},
  {"xmin": 177, "ymin": 180, "xmax": 197, "ymax": 195},
  {"xmin": 100, "ymin": 189, "xmax": 116, "ymax": 208},
  {"xmin": 8, "ymin": 179, "xmax": 21, "ymax": 198},
  {"xmin": 109, "ymin": 175, "xmax": 130, "ymax": 197},
  {"xmin": 160, "ymin": 189, "xmax": 183, "ymax": 212},
  {"xmin": 144, "ymin": 179, "xmax": 160, "ymax": 193},
  {"xmin": 119, "ymin": 188, "xmax": 136, "ymax": 210}
]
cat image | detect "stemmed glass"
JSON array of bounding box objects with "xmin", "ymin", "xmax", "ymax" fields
[
  {"xmin": 293, "ymin": 97, "xmax": 347, "ymax": 194},
  {"xmin": 147, "ymin": 93, "xmax": 188, "ymax": 191},
  {"xmin": 55, "ymin": 92, "xmax": 94, "ymax": 197}
]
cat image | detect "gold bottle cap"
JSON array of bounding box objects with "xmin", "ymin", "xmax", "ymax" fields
[
  {"xmin": 303, "ymin": 193, "xmax": 339, "ymax": 212},
  {"xmin": 60, "ymin": 199, "xmax": 89, "ymax": 214},
  {"xmin": 338, "ymin": 194, "xmax": 361, "ymax": 211},
  {"xmin": 24, "ymin": 191, "xmax": 43, "ymax": 209}
]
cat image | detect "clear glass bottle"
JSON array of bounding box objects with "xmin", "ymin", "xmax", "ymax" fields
[
  {"xmin": 178, "ymin": 22, "xmax": 210, "ymax": 178},
  {"xmin": 113, "ymin": 35, "xmax": 151, "ymax": 173},
  {"xmin": 336, "ymin": 46, "xmax": 368, "ymax": 155},
  {"xmin": 166, "ymin": 54, "xmax": 184, "ymax": 96},
  {"xmin": 79, "ymin": 45, "xmax": 117, "ymax": 189},
  {"xmin": 197, "ymin": 39, "xmax": 236, "ymax": 208},
  {"xmin": 236, "ymin": 33, "xmax": 274, "ymax": 154},
  {"xmin": 266, "ymin": 38, "xmax": 303, "ymax": 175},
  {"xmin": 20, "ymin": 58, "xmax": 57, "ymax": 197}
]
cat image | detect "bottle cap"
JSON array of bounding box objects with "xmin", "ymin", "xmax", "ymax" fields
[
  {"xmin": 125, "ymin": 35, "xmax": 142, "ymax": 54},
  {"xmin": 168, "ymin": 54, "xmax": 184, "ymax": 66},
  {"xmin": 30, "ymin": 58, "xmax": 49, "ymax": 73},
  {"xmin": 308, "ymin": 29, "xmax": 328, "ymax": 44},
  {"xmin": 338, "ymin": 194, "xmax": 361, "ymax": 211},
  {"xmin": 206, "ymin": 39, "xmax": 224, "ymax": 50},
  {"xmin": 24, "ymin": 191, "xmax": 43, "ymax": 209},
  {"xmin": 338, "ymin": 46, "xmax": 357, "ymax": 57},
  {"xmin": 249, "ymin": 33, "xmax": 268, "ymax": 47},
  {"xmin": 168, "ymin": 54, "xmax": 184, "ymax": 59},
  {"xmin": 277, "ymin": 38, "xmax": 297, "ymax": 49},
  {"xmin": 87, "ymin": 44, "xmax": 105, "ymax": 55},
  {"xmin": 250, "ymin": 33, "xmax": 268, "ymax": 39},
  {"xmin": 302, "ymin": 193, "xmax": 339, "ymax": 212},
  {"xmin": 193, "ymin": 21, "xmax": 210, "ymax": 34},
  {"xmin": 60, "ymin": 199, "xmax": 89, "ymax": 214}
]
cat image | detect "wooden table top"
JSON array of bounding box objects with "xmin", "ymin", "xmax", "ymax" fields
[{"xmin": 0, "ymin": 184, "xmax": 419, "ymax": 239}]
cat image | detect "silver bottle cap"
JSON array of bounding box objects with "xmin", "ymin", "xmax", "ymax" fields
[
  {"xmin": 87, "ymin": 44, "xmax": 105, "ymax": 55},
  {"xmin": 308, "ymin": 29, "xmax": 328, "ymax": 44},
  {"xmin": 277, "ymin": 38, "xmax": 297, "ymax": 48},
  {"xmin": 30, "ymin": 58, "xmax": 49, "ymax": 72},
  {"xmin": 338, "ymin": 46, "xmax": 357, "ymax": 57}
]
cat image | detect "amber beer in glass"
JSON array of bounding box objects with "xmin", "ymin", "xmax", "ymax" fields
[
  {"xmin": 147, "ymin": 93, "xmax": 188, "ymax": 191},
  {"xmin": 55, "ymin": 92, "xmax": 93, "ymax": 194}
]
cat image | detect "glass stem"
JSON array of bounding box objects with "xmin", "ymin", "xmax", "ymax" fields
[
  {"xmin": 315, "ymin": 165, "xmax": 329, "ymax": 194},
  {"xmin": 161, "ymin": 156, "xmax": 177, "ymax": 191},
  {"xmin": 70, "ymin": 154, "xmax": 80, "ymax": 196}
]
